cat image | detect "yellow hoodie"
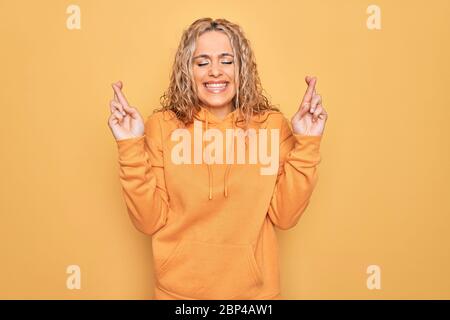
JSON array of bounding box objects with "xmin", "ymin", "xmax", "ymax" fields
[{"xmin": 115, "ymin": 106, "xmax": 322, "ymax": 300}]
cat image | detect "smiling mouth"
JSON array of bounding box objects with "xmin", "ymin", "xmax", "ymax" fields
[{"xmin": 203, "ymin": 82, "xmax": 229, "ymax": 93}]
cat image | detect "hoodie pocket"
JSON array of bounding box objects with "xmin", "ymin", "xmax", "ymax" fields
[{"xmin": 155, "ymin": 239, "xmax": 264, "ymax": 299}]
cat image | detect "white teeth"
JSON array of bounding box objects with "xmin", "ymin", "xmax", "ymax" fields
[{"xmin": 205, "ymin": 83, "xmax": 227, "ymax": 88}]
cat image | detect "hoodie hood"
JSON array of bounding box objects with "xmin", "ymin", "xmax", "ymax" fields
[
  {"xmin": 193, "ymin": 106, "xmax": 274, "ymax": 200},
  {"xmin": 162, "ymin": 106, "xmax": 278, "ymax": 201}
]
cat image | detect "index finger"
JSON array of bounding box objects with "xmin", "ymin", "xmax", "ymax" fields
[
  {"xmin": 301, "ymin": 76, "xmax": 317, "ymax": 105},
  {"xmin": 112, "ymin": 83, "xmax": 130, "ymax": 108}
]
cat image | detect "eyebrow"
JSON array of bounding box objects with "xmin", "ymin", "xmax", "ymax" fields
[{"xmin": 193, "ymin": 53, "xmax": 234, "ymax": 60}]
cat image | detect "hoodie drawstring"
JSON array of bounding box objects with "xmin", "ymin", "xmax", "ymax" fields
[
  {"xmin": 203, "ymin": 113, "xmax": 213, "ymax": 200},
  {"xmin": 197, "ymin": 107, "xmax": 270, "ymax": 200},
  {"xmin": 203, "ymin": 109, "xmax": 241, "ymax": 200},
  {"xmin": 223, "ymin": 112, "xmax": 235, "ymax": 198}
]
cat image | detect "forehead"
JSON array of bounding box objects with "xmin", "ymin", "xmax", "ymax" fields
[{"xmin": 193, "ymin": 31, "xmax": 233, "ymax": 55}]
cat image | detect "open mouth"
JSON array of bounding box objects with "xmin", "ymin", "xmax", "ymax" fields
[{"xmin": 203, "ymin": 82, "xmax": 229, "ymax": 93}]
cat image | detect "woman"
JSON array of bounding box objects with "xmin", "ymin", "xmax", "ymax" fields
[{"xmin": 108, "ymin": 18, "xmax": 327, "ymax": 300}]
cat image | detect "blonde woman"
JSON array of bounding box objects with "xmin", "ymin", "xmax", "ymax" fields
[{"xmin": 108, "ymin": 18, "xmax": 327, "ymax": 300}]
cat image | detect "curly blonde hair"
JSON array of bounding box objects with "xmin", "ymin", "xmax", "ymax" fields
[{"xmin": 154, "ymin": 17, "xmax": 280, "ymax": 129}]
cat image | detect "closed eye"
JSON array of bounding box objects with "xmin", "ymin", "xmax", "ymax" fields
[{"xmin": 197, "ymin": 61, "xmax": 233, "ymax": 66}]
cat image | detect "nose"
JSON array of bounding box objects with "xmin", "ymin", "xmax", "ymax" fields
[{"xmin": 208, "ymin": 60, "xmax": 223, "ymax": 77}]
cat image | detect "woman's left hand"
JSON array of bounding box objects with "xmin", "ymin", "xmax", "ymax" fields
[{"xmin": 291, "ymin": 76, "xmax": 328, "ymax": 136}]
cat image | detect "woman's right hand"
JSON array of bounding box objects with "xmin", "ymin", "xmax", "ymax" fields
[{"xmin": 108, "ymin": 81, "xmax": 145, "ymax": 141}]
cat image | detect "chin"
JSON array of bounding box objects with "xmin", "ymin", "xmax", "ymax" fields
[{"xmin": 200, "ymin": 96, "xmax": 234, "ymax": 108}]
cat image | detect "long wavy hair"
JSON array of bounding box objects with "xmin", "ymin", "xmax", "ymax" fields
[{"xmin": 154, "ymin": 17, "xmax": 280, "ymax": 128}]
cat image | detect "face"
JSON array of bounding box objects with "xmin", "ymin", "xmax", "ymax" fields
[{"xmin": 192, "ymin": 31, "xmax": 237, "ymax": 111}]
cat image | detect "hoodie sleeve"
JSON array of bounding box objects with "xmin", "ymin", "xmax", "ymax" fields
[
  {"xmin": 267, "ymin": 115, "xmax": 323, "ymax": 230},
  {"xmin": 115, "ymin": 114, "xmax": 169, "ymax": 236}
]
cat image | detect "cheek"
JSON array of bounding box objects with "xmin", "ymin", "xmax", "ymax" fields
[
  {"xmin": 229, "ymin": 80, "xmax": 237, "ymax": 93},
  {"xmin": 193, "ymin": 68, "xmax": 205, "ymax": 87},
  {"xmin": 227, "ymin": 70, "xmax": 236, "ymax": 91}
]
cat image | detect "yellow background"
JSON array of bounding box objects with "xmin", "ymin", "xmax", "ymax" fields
[{"xmin": 1, "ymin": 0, "xmax": 449, "ymax": 299}]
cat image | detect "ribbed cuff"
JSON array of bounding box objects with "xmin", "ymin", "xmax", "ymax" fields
[
  {"xmin": 291, "ymin": 133, "xmax": 322, "ymax": 163},
  {"xmin": 293, "ymin": 133, "xmax": 322, "ymax": 146},
  {"xmin": 116, "ymin": 135, "xmax": 146, "ymax": 162}
]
